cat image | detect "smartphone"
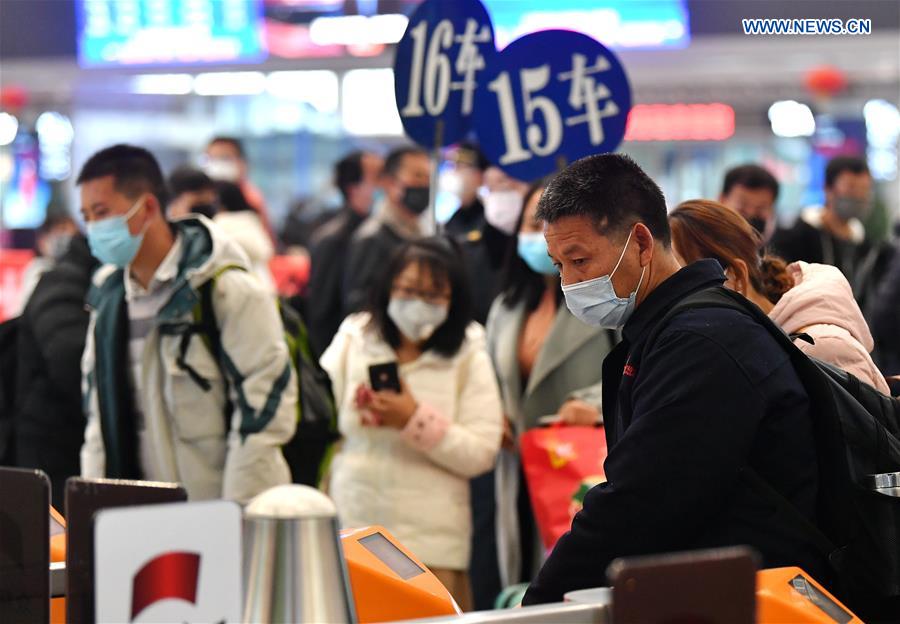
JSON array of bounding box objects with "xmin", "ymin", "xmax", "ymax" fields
[{"xmin": 369, "ymin": 362, "xmax": 401, "ymax": 393}]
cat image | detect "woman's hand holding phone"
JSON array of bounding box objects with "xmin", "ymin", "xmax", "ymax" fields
[
  {"xmin": 354, "ymin": 380, "xmax": 418, "ymax": 429},
  {"xmin": 368, "ymin": 379, "xmax": 418, "ymax": 429}
]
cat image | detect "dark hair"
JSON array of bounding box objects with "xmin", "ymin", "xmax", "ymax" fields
[
  {"xmin": 208, "ymin": 136, "xmax": 245, "ymax": 159},
  {"xmin": 367, "ymin": 237, "xmax": 472, "ymax": 357},
  {"xmin": 453, "ymin": 141, "xmax": 490, "ymax": 172},
  {"xmin": 536, "ymin": 153, "xmax": 670, "ymax": 246},
  {"xmin": 500, "ymin": 176, "xmax": 561, "ymax": 311},
  {"xmin": 669, "ymin": 200, "xmax": 793, "ymax": 304},
  {"xmin": 76, "ymin": 144, "xmax": 168, "ymax": 206},
  {"xmin": 168, "ymin": 166, "xmax": 215, "ymax": 198},
  {"xmin": 335, "ymin": 151, "xmax": 364, "ymax": 200},
  {"xmin": 215, "ymin": 181, "xmax": 253, "ymax": 213},
  {"xmin": 384, "ymin": 146, "xmax": 427, "ymax": 178},
  {"xmin": 825, "ymin": 156, "xmax": 869, "ymax": 188},
  {"xmin": 722, "ymin": 164, "xmax": 780, "ymax": 201},
  {"xmin": 37, "ymin": 214, "xmax": 75, "ymax": 237}
]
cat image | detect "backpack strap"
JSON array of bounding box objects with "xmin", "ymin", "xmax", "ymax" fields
[
  {"xmin": 170, "ymin": 265, "xmax": 246, "ymax": 432},
  {"xmin": 641, "ymin": 286, "xmax": 840, "ymax": 560}
]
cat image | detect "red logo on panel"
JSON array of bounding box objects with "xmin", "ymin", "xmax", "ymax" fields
[{"xmin": 130, "ymin": 551, "xmax": 201, "ymax": 621}]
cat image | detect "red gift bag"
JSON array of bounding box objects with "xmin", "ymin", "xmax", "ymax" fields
[{"xmin": 520, "ymin": 424, "xmax": 608, "ymax": 551}]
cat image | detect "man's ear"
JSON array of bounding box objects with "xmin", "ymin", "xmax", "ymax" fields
[{"xmin": 634, "ymin": 223, "xmax": 655, "ymax": 267}]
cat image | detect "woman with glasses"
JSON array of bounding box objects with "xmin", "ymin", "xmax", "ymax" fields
[{"xmin": 320, "ymin": 237, "xmax": 503, "ymax": 611}]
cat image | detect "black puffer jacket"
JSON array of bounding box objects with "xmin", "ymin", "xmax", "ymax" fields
[{"xmin": 15, "ymin": 235, "xmax": 98, "ymax": 510}]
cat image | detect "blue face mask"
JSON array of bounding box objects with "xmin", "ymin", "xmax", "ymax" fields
[
  {"xmin": 86, "ymin": 196, "xmax": 147, "ymax": 267},
  {"xmin": 517, "ymin": 232, "xmax": 558, "ymax": 276},
  {"xmin": 561, "ymin": 228, "xmax": 646, "ymax": 329}
]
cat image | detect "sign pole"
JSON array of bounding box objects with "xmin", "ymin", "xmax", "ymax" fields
[{"xmin": 429, "ymin": 119, "xmax": 445, "ymax": 235}]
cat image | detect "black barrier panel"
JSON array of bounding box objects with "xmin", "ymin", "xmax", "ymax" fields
[
  {"xmin": 608, "ymin": 546, "xmax": 758, "ymax": 624},
  {"xmin": 65, "ymin": 477, "xmax": 187, "ymax": 624},
  {"xmin": 0, "ymin": 467, "xmax": 50, "ymax": 623}
]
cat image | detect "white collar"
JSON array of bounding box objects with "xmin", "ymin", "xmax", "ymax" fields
[{"xmin": 124, "ymin": 234, "xmax": 183, "ymax": 299}]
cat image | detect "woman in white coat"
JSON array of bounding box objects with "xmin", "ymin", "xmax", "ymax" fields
[{"xmin": 321, "ymin": 237, "xmax": 503, "ymax": 611}]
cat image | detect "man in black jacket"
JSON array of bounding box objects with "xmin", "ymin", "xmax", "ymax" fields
[
  {"xmin": 443, "ymin": 142, "xmax": 510, "ymax": 325},
  {"xmin": 15, "ymin": 233, "xmax": 99, "ymax": 510},
  {"xmin": 306, "ymin": 150, "xmax": 383, "ymax": 356},
  {"xmin": 521, "ymin": 153, "xmax": 826, "ymax": 605},
  {"xmin": 342, "ymin": 146, "xmax": 430, "ymax": 315}
]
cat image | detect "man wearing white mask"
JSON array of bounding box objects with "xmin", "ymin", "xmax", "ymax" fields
[
  {"xmin": 204, "ymin": 136, "xmax": 275, "ymax": 241},
  {"xmin": 77, "ymin": 144, "xmax": 297, "ymax": 503},
  {"xmin": 444, "ymin": 142, "xmax": 511, "ymax": 325},
  {"xmin": 521, "ymin": 153, "xmax": 826, "ymax": 605}
]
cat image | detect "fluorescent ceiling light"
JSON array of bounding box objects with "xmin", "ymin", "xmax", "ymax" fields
[
  {"xmin": 131, "ymin": 74, "xmax": 193, "ymax": 95},
  {"xmin": 194, "ymin": 72, "xmax": 266, "ymax": 96},
  {"xmin": 0, "ymin": 112, "xmax": 18, "ymax": 146},
  {"xmin": 768, "ymin": 100, "xmax": 816, "ymax": 138},
  {"xmin": 341, "ymin": 69, "xmax": 403, "ymax": 136},
  {"xmin": 309, "ymin": 14, "xmax": 408, "ymax": 46},
  {"xmin": 267, "ymin": 71, "xmax": 339, "ymax": 113}
]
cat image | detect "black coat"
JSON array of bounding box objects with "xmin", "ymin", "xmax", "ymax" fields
[
  {"xmin": 870, "ymin": 241, "xmax": 900, "ymax": 378},
  {"xmin": 306, "ymin": 208, "xmax": 366, "ymax": 357},
  {"xmin": 444, "ymin": 200, "xmax": 511, "ymax": 325},
  {"xmin": 15, "ymin": 235, "xmax": 98, "ymax": 510},
  {"xmin": 522, "ymin": 259, "xmax": 827, "ymax": 605}
]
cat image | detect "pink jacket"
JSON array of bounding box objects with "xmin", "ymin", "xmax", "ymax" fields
[{"xmin": 769, "ymin": 262, "xmax": 890, "ymax": 394}]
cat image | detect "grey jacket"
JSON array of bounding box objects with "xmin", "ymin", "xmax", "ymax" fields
[
  {"xmin": 485, "ymin": 294, "xmax": 615, "ymax": 587},
  {"xmin": 485, "ymin": 296, "xmax": 612, "ymax": 432}
]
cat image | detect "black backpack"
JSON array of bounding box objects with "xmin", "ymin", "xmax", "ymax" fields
[
  {"xmin": 647, "ymin": 287, "xmax": 900, "ymax": 620},
  {"xmin": 176, "ymin": 266, "xmax": 340, "ymax": 487},
  {"xmin": 0, "ymin": 317, "xmax": 19, "ymax": 466}
]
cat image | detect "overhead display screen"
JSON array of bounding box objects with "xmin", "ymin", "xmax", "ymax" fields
[
  {"xmin": 482, "ymin": 0, "xmax": 690, "ymax": 50},
  {"xmin": 76, "ymin": 0, "xmax": 267, "ymax": 67}
]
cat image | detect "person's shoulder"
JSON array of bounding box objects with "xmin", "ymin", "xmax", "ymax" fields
[{"xmin": 352, "ymin": 216, "xmax": 384, "ymax": 242}]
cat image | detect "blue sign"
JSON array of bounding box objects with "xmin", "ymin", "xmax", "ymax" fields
[
  {"xmin": 393, "ymin": 0, "xmax": 498, "ymax": 148},
  {"xmin": 473, "ymin": 30, "xmax": 632, "ymax": 181},
  {"xmin": 76, "ymin": 0, "xmax": 266, "ymax": 68}
]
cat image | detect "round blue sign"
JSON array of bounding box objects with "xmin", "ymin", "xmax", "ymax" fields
[
  {"xmin": 393, "ymin": 0, "xmax": 498, "ymax": 148},
  {"xmin": 473, "ymin": 30, "xmax": 632, "ymax": 181}
]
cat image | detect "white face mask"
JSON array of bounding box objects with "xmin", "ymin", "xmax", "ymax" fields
[
  {"xmin": 561, "ymin": 228, "xmax": 646, "ymax": 330},
  {"xmin": 484, "ymin": 190, "xmax": 524, "ymax": 235},
  {"xmin": 387, "ymin": 297, "xmax": 449, "ymax": 343},
  {"xmin": 203, "ymin": 158, "xmax": 240, "ymax": 182}
]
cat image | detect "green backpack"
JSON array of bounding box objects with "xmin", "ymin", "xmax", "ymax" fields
[{"xmin": 176, "ymin": 265, "xmax": 339, "ymax": 487}]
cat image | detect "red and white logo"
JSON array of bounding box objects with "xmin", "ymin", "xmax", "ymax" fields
[{"xmin": 131, "ymin": 551, "xmax": 201, "ymax": 621}]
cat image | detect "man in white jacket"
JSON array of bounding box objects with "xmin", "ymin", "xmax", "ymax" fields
[{"xmin": 78, "ymin": 144, "xmax": 297, "ymax": 502}]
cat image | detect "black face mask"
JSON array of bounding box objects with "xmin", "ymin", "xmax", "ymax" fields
[
  {"xmin": 402, "ymin": 186, "xmax": 431, "ymax": 215},
  {"xmin": 747, "ymin": 216, "xmax": 767, "ymax": 237}
]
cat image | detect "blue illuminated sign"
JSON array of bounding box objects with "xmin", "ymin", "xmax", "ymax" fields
[{"xmin": 76, "ymin": 0, "xmax": 267, "ymax": 67}]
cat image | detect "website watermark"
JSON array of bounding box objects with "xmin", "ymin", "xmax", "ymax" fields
[{"xmin": 742, "ymin": 18, "xmax": 872, "ymax": 36}]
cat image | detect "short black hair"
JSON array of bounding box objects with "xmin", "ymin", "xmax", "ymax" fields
[
  {"xmin": 76, "ymin": 144, "xmax": 168, "ymax": 206},
  {"xmin": 536, "ymin": 153, "xmax": 670, "ymax": 246},
  {"xmin": 500, "ymin": 176, "xmax": 561, "ymax": 311},
  {"xmin": 335, "ymin": 151, "xmax": 364, "ymax": 200},
  {"xmin": 722, "ymin": 164, "xmax": 779, "ymax": 201},
  {"xmin": 37, "ymin": 214, "xmax": 75, "ymax": 237},
  {"xmin": 215, "ymin": 181, "xmax": 253, "ymax": 213},
  {"xmin": 367, "ymin": 237, "xmax": 472, "ymax": 358},
  {"xmin": 168, "ymin": 166, "xmax": 214, "ymax": 198},
  {"xmin": 208, "ymin": 136, "xmax": 245, "ymax": 159},
  {"xmin": 453, "ymin": 141, "xmax": 490, "ymax": 172},
  {"xmin": 384, "ymin": 146, "xmax": 428, "ymax": 178},
  {"xmin": 825, "ymin": 156, "xmax": 869, "ymax": 188}
]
